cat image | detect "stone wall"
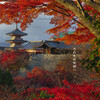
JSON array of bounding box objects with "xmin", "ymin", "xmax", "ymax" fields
[
  {"xmin": 28, "ymin": 54, "xmax": 81, "ymax": 71},
  {"xmin": 18, "ymin": 54, "xmax": 74, "ymax": 76}
]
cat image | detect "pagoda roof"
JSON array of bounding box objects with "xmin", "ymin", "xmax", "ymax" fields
[
  {"xmin": 6, "ymin": 28, "xmax": 27, "ymax": 36},
  {"xmin": 6, "ymin": 40, "xmax": 28, "ymax": 43}
]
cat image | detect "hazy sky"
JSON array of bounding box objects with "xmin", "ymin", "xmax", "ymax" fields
[{"xmin": 0, "ymin": 15, "xmax": 54, "ymax": 43}]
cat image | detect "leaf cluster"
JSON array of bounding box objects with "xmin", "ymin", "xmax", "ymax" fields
[{"xmin": 81, "ymin": 38, "xmax": 100, "ymax": 73}]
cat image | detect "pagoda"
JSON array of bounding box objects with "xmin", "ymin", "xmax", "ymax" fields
[{"xmin": 6, "ymin": 28, "xmax": 28, "ymax": 48}]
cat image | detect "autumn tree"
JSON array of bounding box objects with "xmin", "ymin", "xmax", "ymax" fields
[
  {"xmin": 0, "ymin": 50, "xmax": 29, "ymax": 71},
  {"xmin": 0, "ymin": 0, "xmax": 99, "ymax": 43},
  {"xmin": 0, "ymin": 0, "xmax": 99, "ymax": 71}
]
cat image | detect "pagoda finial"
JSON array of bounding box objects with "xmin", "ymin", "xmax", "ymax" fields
[{"xmin": 16, "ymin": 23, "xmax": 18, "ymax": 29}]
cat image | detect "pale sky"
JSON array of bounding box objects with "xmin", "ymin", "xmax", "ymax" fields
[{"xmin": 0, "ymin": 15, "xmax": 54, "ymax": 43}]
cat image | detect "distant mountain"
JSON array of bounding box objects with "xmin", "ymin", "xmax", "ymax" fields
[
  {"xmin": 0, "ymin": 42, "xmax": 28, "ymax": 48},
  {"xmin": 0, "ymin": 42, "xmax": 10, "ymax": 47}
]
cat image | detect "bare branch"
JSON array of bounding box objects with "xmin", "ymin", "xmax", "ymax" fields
[{"xmin": 51, "ymin": 3, "xmax": 85, "ymax": 27}]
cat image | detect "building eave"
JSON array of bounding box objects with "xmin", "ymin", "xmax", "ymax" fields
[{"xmin": 6, "ymin": 28, "xmax": 28, "ymax": 36}]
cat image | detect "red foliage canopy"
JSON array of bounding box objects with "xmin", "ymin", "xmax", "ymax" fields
[
  {"xmin": 0, "ymin": 50, "xmax": 29, "ymax": 71},
  {"xmin": 0, "ymin": 0, "xmax": 99, "ymax": 44}
]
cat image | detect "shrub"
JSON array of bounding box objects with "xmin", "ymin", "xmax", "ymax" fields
[
  {"xmin": 27, "ymin": 66, "xmax": 71, "ymax": 87},
  {"xmin": 0, "ymin": 49, "xmax": 29, "ymax": 71},
  {"xmin": 1, "ymin": 66, "xmax": 100, "ymax": 100},
  {"xmin": 0, "ymin": 69, "xmax": 16, "ymax": 98},
  {"xmin": 27, "ymin": 66, "xmax": 55, "ymax": 87},
  {"xmin": 7, "ymin": 80, "xmax": 100, "ymax": 100}
]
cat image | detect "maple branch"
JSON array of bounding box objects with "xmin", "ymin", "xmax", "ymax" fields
[
  {"xmin": 34, "ymin": 3, "xmax": 85, "ymax": 27},
  {"xmin": 51, "ymin": 8, "xmax": 84, "ymax": 27},
  {"xmin": 76, "ymin": 0, "xmax": 93, "ymax": 21},
  {"xmin": 82, "ymin": 0, "xmax": 100, "ymax": 12},
  {"xmin": 52, "ymin": 2, "xmax": 85, "ymax": 27},
  {"xmin": 55, "ymin": 0, "xmax": 100, "ymax": 38}
]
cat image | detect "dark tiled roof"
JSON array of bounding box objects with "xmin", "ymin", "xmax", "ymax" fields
[
  {"xmin": 6, "ymin": 28, "xmax": 27, "ymax": 36},
  {"xmin": 21, "ymin": 40, "xmax": 89, "ymax": 49},
  {"xmin": 5, "ymin": 47, "xmax": 20, "ymax": 50},
  {"xmin": 6, "ymin": 40, "xmax": 28, "ymax": 43},
  {"xmin": 22, "ymin": 40, "xmax": 43, "ymax": 49},
  {"xmin": 45, "ymin": 41, "xmax": 60, "ymax": 48},
  {"xmin": 45, "ymin": 41, "xmax": 82, "ymax": 49}
]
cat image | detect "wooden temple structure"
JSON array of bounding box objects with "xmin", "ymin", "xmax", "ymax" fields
[
  {"xmin": 21, "ymin": 40, "xmax": 83, "ymax": 54},
  {"xmin": 6, "ymin": 28, "xmax": 28, "ymax": 48}
]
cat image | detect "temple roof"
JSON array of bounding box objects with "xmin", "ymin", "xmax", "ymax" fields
[
  {"xmin": 21, "ymin": 40, "xmax": 89, "ymax": 49},
  {"xmin": 44, "ymin": 41, "xmax": 82, "ymax": 49},
  {"xmin": 6, "ymin": 40, "xmax": 28, "ymax": 43},
  {"xmin": 6, "ymin": 28, "xmax": 27, "ymax": 36},
  {"xmin": 22, "ymin": 41, "xmax": 43, "ymax": 49}
]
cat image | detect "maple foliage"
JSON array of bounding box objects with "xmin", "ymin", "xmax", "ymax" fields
[
  {"xmin": 81, "ymin": 38, "xmax": 100, "ymax": 73},
  {"xmin": 27, "ymin": 66, "xmax": 69, "ymax": 87},
  {"xmin": 0, "ymin": 50, "xmax": 29, "ymax": 71},
  {"xmin": 0, "ymin": 0, "xmax": 99, "ymax": 44},
  {"xmin": 0, "ymin": 65, "xmax": 100, "ymax": 100},
  {"xmin": 1, "ymin": 79, "xmax": 100, "ymax": 99}
]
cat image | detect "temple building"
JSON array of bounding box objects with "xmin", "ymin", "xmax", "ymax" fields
[
  {"xmin": 6, "ymin": 28, "xmax": 28, "ymax": 48},
  {"xmin": 21, "ymin": 40, "xmax": 84, "ymax": 54},
  {"xmin": 0, "ymin": 28, "xmax": 90, "ymax": 54}
]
